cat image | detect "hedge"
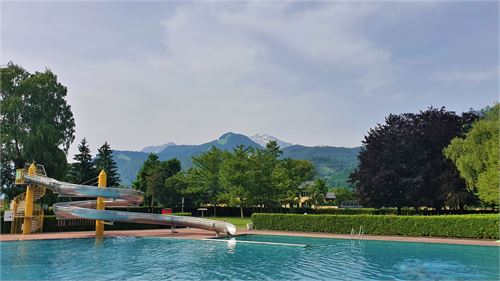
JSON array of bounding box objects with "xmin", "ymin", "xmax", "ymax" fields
[{"xmin": 251, "ymin": 213, "xmax": 499, "ymax": 239}]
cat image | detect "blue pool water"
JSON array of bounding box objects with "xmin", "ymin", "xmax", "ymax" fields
[{"xmin": 1, "ymin": 235, "xmax": 498, "ymax": 280}]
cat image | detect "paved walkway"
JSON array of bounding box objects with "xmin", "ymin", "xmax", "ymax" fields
[{"xmin": 1, "ymin": 229, "xmax": 498, "ymax": 246}]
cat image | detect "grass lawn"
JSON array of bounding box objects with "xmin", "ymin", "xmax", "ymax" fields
[{"xmin": 212, "ymin": 217, "xmax": 251, "ymax": 229}]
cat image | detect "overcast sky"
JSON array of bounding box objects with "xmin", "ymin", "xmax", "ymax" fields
[{"xmin": 1, "ymin": 1, "xmax": 498, "ymax": 158}]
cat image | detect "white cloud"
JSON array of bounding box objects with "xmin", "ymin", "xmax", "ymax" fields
[
  {"xmin": 432, "ymin": 67, "xmax": 499, "ymax": 83},
  {"xmin": 2, "ymin": 1, "xmax": 497, "ymax": 158}
]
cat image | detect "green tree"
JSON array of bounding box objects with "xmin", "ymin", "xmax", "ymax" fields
[
  {"xmin": 133, "ymin": 153, "xmax": 160, "ymax": 194},
  {"xmin": 190, "ymin": 147, "xmax": 225, "ymax": 216},
  {"xmin": 273, "ymin": 158, "xmax": 315, "ymax": 208},
  {"xmin": 305, "ymin": 178, "xmax": 328, "ymax": 206},
  {"xmin": 133, "ymin": 153, "xmax": 160, "ymax": 212},
  {"xmin": 147, "ymin": 158, "xmax": 181, "ymax": 208},
  {"xmin": 68, "ymin": 138, "xmax": 97, "ymax": 184},
  {"xmin": 330, "ymin": 187, "xmax": 356, "ymax": 206},
  {"xmin": 94, "ymin": 142, "xmax": 120, "ymax": 187},
  {"xmin": 220, "ymin": 146, "xmax": 254, "ymax": 217},
  {"xmin": 444, "ymin": 104, "xmax": 499, "ymax": 208},
  {"xmin": 133, "ymin": 154, "xmax": 181, "ymax": 211},
  {"xmin": 249, "ymin": 143, "xmax": 282, "ymax": 209},
  {"xmin": 1, "ymin": 62, "xmax": 75, "ymax": 198},
  {"xmin": 161, "ymin": 172, "xmax": 191, "ymax": 209}
]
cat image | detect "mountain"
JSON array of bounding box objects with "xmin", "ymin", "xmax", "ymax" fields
[
  {"xmin": 114, "ymin": 132, "xmax": 263, "ymax": 186},
  {"xmin": 281, "ymin": 145, "xmax": 360, "ymax": 188},
  {"xmin": 141, "ymin": 142, "xmax": 176, "ymax": 154},
  {"xmin": 113, "ymin": 132, "xmax": 360, "ymax": 188},
  {"xmin": 250, "ymin": 134, "xmax": 292, "ymax": 148}
]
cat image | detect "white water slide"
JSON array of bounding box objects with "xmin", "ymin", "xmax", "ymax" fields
[{"xmin": 23, "ymin": 174, "xmax": 236, "ymax": 236}]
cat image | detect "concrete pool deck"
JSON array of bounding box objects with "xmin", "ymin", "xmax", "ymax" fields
[{"xmin": 1, "ymin": 228, "xmax": 498, "ymax": 246}]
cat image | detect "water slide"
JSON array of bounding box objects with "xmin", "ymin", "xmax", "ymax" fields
[{"xmin": 23, "ymin": 174, "xmax": 236, "ymax": 235}]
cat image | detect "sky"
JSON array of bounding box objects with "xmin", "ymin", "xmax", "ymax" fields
[{"xmin": 1, "ymin": 1, "xmax": 498, "ymax": 158}]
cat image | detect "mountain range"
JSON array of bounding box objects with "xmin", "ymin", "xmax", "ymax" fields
[{"xmin": 113, "ymin": 132, "xmax": 360, "ymax": 188}]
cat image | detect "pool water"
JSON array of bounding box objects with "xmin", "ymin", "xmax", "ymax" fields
[{"xmin": 1, "ymin": 235, "xmax": 498, "ymax": 280}]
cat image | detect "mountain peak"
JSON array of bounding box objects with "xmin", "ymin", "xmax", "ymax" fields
[{"xmin": 250, "ymin": 133, "xmax": 292, "ymax": 148}]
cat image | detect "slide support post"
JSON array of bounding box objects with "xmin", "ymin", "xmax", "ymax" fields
[
  {"xmin": 22, "ymin": 163, "xmax": 37, "ymax": 235},
  {"xmin": 95, "ymin": 170, "xmax": 107, "ymax": 237}
]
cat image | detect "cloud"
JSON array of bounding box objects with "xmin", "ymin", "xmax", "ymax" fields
[
  {"xmin": 160, "ymin": 2, "xmax": 394, "ymax": 95},
  {"xmin": 1, "ymin": 1, "xmax": 497, "ymax": 157},
  {"xmin": 432, "ymin": 67, "xmax": 499, "ymax": 83}
]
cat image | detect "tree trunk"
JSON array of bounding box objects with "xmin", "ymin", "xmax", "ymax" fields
[
  {"xmin": 213, "ymin": 203, "xmax": 217, "ymax": 217},
  {"xmin": 150, "ymin": 197, "xmax": 154, "ymax": 213},
  {"xmin": 240, "ymin": 205, "xmax": 244, "ymax": 218},
  {"xmin": 397, "ymin": 206, "xmax": 402, "ymax": 215}
]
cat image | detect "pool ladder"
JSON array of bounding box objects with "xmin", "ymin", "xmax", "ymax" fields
[{"xmin": 351, "ymin": 226, "xmax": 364, "ymax": 240}]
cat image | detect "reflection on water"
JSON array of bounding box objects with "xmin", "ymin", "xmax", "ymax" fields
[{"xmin": 1, "ymin": 235, "xmax": 498, "ymax": 280}]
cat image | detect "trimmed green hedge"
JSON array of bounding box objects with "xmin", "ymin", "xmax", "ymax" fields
[{"xmin": 251, "ymin": 213, "xmax": 499, "ymax": 239}]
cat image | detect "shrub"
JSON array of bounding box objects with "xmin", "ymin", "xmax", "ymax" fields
[{"xmin": 251, "ymin": 213, "xmax": 499, "ymax": 239}]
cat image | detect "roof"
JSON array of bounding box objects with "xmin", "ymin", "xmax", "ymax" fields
[{"xmin": 325, "ymin": 192, "xmax": 336, "ymax": 199}]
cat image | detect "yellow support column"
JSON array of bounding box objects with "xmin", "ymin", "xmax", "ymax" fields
[
  {"xmin": 95, "ymin": 170, "xmax": 107, "ymax": 237},
  {"xmin": 22, "ymin": 163, "xmax": 37, "ymax": 235}
]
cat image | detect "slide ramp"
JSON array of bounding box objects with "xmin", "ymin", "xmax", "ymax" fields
[{"xmin": 23, "ymin": 174, "xmax": 236, "ymax": 235}]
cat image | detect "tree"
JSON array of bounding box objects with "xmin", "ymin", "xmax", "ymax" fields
[
  {"xmin": 331, "ymin": 187, "xmax": 356, "ymax": 206},
  {"xmin": 1, "ymin": 62, "xmax": 75, "ymax": 198},
  {"xmin": 145, "ymin": 159, "xmax": 181, "ymax": 210},
  {"xmin": 190, "ymin": 147, "xmax": 225, "ymax": 216},
  {"xmin": 444, "ymin": 104, "xmax": 499, "ymax": 208},
  {"xmin": 350, "ymin": 107, "xmax": 478, "ymax": 213},
  {"xmin": 133, "ymin": 153, "xmax": 160, "ymax": 194},
  {"xmin": 133, "ymin": 154, "xmax": 181, "ymax": 211},
  {"xmin": 161, "ymin": 172, "xmax": 191, "ymax": 209},
  {"xmin": 305, "ymin": 179, "xmax": 328, "ymax": 207},
  {"xmin": 220, "ymin": 146, "xmax": 254, "ymax": 217},
  {"xmin": 68, "ymin": 138, "xmax": 97, "ymax": 184},
  {"xmin": 94, "ymin": 142, "xmax": 120, "ymax": 187},
  {"xmin": 273, "ymin": 158, "xmax": 315, "ymax": 208}
]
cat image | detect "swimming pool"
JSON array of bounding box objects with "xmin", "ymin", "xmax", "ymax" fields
[{"xmin": 1, "ymin": 235, "xmax": 498, "ymax": 280}]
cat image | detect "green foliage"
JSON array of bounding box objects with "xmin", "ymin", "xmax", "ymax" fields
[
  {"xmin": 146, "ymin": 159, "xmax": 181, "ymax": 209},
  {"xmin": 132, "ymin": 154, "xmax": 181, "ymax": 210},
  {"xmin": 67, "ymin": 138, "xmax": 97, "ymax": 184},
  {"xmin": 113, "ymin": 133, "xmax": 360, "ymax": 188},
  {"xmin": 219, "ymin": 146, "xmax": 254, "ymax": 217},
  {"xmin": 188, "ymin": 147, "xmax": 225, "ymax": 215},
  {"xmin": 252, "ymin": 213, "xmax": 499, "ymax": 239},
  {"xmin": 133, "ymin": 153, "xmax": 161, "ymax": 194},
  {"xmin": 281, "ymin": 145, "xmax": 360, "ymax": 188},
  {"xmin": 0, "ymin": 62, "xmax": 75, "ymax": 198},
  {"xmin": 94, "ymin": 142, "xmax": 120, "ymax": 187},
  {"xmin": 304, "ymin": 179, "xmax": 328, "ymax": 206},
  {"xmin": 330, "ymin": 187, "xmax": 356, "ymax": 205},
  {"xmin": 350, "ymin": 107, "xmax": 478, "ymax": 211},
  {"xmin": 445, "ymin": 104, "xmax": 499, "ymax": 206}
]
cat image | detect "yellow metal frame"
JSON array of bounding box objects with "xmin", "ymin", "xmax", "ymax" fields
[
  {"xmin": 95, "ymin": 170, "xmax": 107, "ymax": 237},
  {"xmin": 22, "ymin": 164, "xmax": 36, "ymax": 235}
]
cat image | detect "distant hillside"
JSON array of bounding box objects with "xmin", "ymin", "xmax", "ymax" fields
[
  {"xmin": 113, "ymin": 150, "xmax": 149, "ymax": 185},
  {"xmin": 114, "ymin": 132, "xmax": 262, "ymax": 186},
  {"xmin": 113, "ymin": 132, "xmax": 360, "ymax": 188},
  {"xmin": 281, "ymin": 145, "xmax": 360, "ymax": 188}
]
